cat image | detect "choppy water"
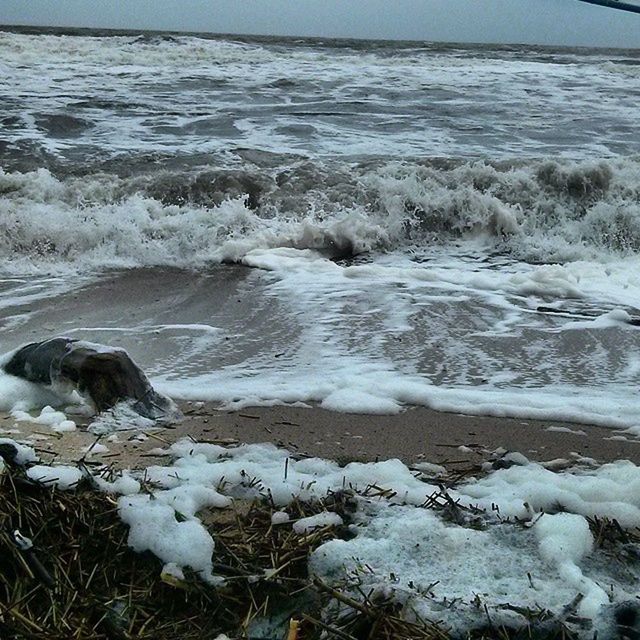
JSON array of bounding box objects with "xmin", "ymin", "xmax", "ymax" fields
[{"xmin": 1, "ymin": 27, "xmax": 639, "ymax": 428}]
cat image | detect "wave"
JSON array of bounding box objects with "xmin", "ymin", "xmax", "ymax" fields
[
  {"xmin": 3, "ymin": 30, "xmax": 639, "ymax": 163},
  {"xmin": 1, "ymin": 156, "xmax": 639, "ymax": 274},
  {"xmin": 0, "ymin": 31, "xmax": 273, "ymax": 68}
]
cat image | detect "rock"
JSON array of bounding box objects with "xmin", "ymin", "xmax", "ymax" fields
[{"xmin": 4, "ymin": 337, "xmax": 178, "ymax": 421}]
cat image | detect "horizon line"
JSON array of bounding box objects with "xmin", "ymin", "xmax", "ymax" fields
[{"xmin": 1, "ymin": 22, "xmax": 640, "ymax": 53}]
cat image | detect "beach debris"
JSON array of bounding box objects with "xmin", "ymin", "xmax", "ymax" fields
[
  {"xmin": 2, "ymin": 437, "xmax": 640, "ymax": 638},
  {"xmin": 287, "ymin": 617, "xmax": 301, "ymax": 640},
  {"xmin": 12, "ymin": 529, "xmax": 55, "ymax": 589},
  {"xmin": 0, "ymin": 452, "xmax": 344, "ymax": 638}
]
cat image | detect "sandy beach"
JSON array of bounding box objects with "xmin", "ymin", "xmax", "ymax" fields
[{"xmin": 5, "ymin": 401, "xmax": 639, "ymax": 472}]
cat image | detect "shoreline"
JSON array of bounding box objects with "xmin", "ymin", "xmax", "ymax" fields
[
  {"xmin": 4, "ymin": 401, "xmax": 639, "ymax": 470},
  {"xmin": 6, "ymin": 401, "xmax": 640, "ymax": 639},
  {"xmin": 1, "ymin": 267, "xmax": 638, "ymax": 471}
]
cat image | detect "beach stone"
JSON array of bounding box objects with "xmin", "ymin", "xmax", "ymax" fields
[{"xmin": 3, "ymin": 337, "xmax": 177, "ymax": 420}]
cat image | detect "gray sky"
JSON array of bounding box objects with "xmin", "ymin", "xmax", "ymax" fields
[{"xmin": 1, "ymin": 0, "xmax": 639, "ymax": 48}]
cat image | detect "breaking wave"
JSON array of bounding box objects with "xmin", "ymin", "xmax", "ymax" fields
[{"xmin": 1, "ymin": 155, "xmax": 639, "ymax": 274}]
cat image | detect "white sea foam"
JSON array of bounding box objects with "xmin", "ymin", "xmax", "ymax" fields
[
  {"xmin": 26, "ymin": 464, "xmax": 84, "ymax": 489},
  {"xmin": 1, "ymin": 32, "xmax": 638, "ymax": 160},
  {"xmin": 0, "ymin": 370, "xmax": 65, "ymax": 412},
  {"xmin": 11, "ymin": 406, "xmax": 76, "ymax": 433},
  {"xmin": 143, "ymin": 243, "xmax": 638, "ymax": 429}
]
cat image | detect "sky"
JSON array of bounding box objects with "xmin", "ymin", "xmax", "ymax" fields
[{"xmin": 1, "ymin": 0, "xmax": 639, "ymax": 49}]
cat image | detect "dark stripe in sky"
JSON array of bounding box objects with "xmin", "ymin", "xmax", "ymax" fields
[{"xmin": 575, "ymin": 0, "xmax": 640, "ymax": 14}]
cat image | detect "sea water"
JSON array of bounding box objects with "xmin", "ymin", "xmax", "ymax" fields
[{"xmin": 0, "ymin": 27, "xmax": 639, "ymax": 428}]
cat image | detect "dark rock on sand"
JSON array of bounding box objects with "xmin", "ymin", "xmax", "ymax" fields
[{"xmin": 4, "ymin": 337, "xmax": 177, "ymax": 421}]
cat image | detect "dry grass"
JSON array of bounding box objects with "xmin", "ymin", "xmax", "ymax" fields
[
  {"xmin": 0, "ymin": 458, "xmax": 362, "ymax": 639},
  {"xmin": 1, "ymin": 445, "xmax": 632, "ymax": 640},
  {"xmin": 1, "ymin": 464, "xmax": 225, "ymax": 639}
]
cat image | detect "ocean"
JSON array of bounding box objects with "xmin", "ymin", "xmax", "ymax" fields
[{"xmin": 1, "ymin": 26, "xmax": 639, "ymax": 429}]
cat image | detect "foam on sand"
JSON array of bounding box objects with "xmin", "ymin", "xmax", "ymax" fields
[{"xmin": 5, "ymin": 436, "xmax": 640, "ymax": 637}]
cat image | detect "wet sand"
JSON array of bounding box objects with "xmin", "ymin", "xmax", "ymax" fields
[
  {"xmin": 3, "ymin": 401, "xmax": 639, "ymax": 471},
  {"xmin": 1, "ymin": 266, "xmax": 638, "ymax": 471}
]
